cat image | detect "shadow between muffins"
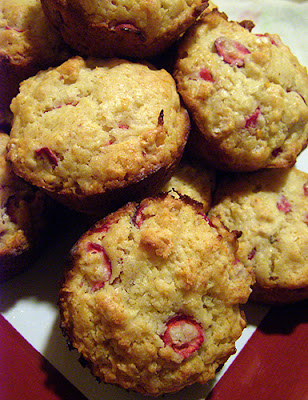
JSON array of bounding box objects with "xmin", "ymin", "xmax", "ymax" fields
[
  {"xmin": 257, "ymin": 299, "xmax": 308, "ymax": 336},
  {"xmin": 0, "ymin": 205, "xmax": 95, "ymax": 313}
]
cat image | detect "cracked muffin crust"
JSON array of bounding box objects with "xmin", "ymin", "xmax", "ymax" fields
[
  {"xmin": 159, "ymin": 158, "xmax": 216, "ymax": 212},
  {"xmin": 173, "ymin": 10, "xmax": 308, "ymax": 171},
  {"xmin": 0, "ymin": 132, "xmax": 48, "ymax": 282},
  {"xmin": 209, "ymin": 167, "xmax": 308, "ymax": 304},
  {"xmin": 40, "ymin": 0, "xmax": 209, "ymax": 59},
  {"xmin": 0, "ymin": 0, "xmax": 72, "ymax": 130},
  {"xmin": 6, "ymin": 56, "xmax": 189, "ymax": 214},
  {"xmin": 59, "ymin": 193, "xmax": 253, "ymax": 396}
]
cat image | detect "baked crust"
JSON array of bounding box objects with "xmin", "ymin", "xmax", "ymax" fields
[
  {"xmin": 59, "ymin": 193, "xmax": 253, "ymax": 395},
  {"xmin": 0, "ymin": 0, "xmax": 72, "ymax": 128},
  {"xmin": 41, "ymin": 0, "xmax": 209, "ymax": 58},
  {"xmin": 7, "ymin": 57, "xmax": 190, "ymax": 214},
  {"xmin": 209, "ymin": 167, "xmax": 308, "ymax": 304},
  {"xmin": 0, "ymin": 133, "xmax": 49, "ymax": 282},
  {"xmin": 159, "ymin": 157, "xmax": 216, "ymax": 212},
  {"xmin": 174, "ymin": 10, "xmax": 308, "ymax": 171}
]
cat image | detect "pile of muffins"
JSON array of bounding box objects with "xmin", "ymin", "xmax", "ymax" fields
[{"xmin": 1, "ymin": 0, "xmax": 308, "ymax": 396}]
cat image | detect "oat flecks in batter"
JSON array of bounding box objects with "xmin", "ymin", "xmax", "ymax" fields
[
  {"xmin": 40, "ymin": 0, "xmax": 209, "ymax": 58},
  {"xmin": 209, "ymin": 167, "xmax": 308, "ymax": 304},
  {"xmin": 174, "ymin": 10, "xmax": 308, "ymax": 171},
  {"xmin": 0, "ymin": 132, "xmax": 48, "ymax": 282},
  {"xmin": 159, "ymin": 158, "xmax": 216, "ymax": 212},
  {"xmin": 7, "ymin": 57, "xmax": 189, "ymax": 213},
  {"xmin": 59, "ymin": 194, "xmax": 253, "ymax": 396}
]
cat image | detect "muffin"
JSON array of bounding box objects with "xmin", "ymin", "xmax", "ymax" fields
[
  {"xmin": 173, "ymin": 10, "xmax": 308, "ymax": 171},
  {"xmin": 202, "ymin": 0, "xmax": 219, "ymax": 14},
  {"xmin": 0, "ymin": 0, "xmax": 72, "ymax": 130},
  {"xmin": 59, "ymin": 193, "xmax": 253, "ymax": 396},
  {"xmin": 159, "ymin": 158, "xmax": 216, "ymax": 212},
  {"xmin": 209, "ymin": 167, "xmax": 308, "ymax": 304},
  {"xmin": 40, "ymin": 0, "xmax": 209, "ymax": 59},
  {"xmin": 0, "ymin": 132, "xmax": 49, "ymax": 282},
  {"xmin": 6, "ymin": 56, "xmax": 190, "ymax": 214}
]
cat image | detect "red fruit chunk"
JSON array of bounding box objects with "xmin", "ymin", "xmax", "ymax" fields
[
  {"xmin": 298, "ymin": 93, "xmax": 307, "ymax": 105},
  {"xmin": 57, "ymin": 101, "xmax": 78, "ymax": 108},
  {"xmin": 132, "ymin": 203, "xmax": 147, "ymax": 228},
  {"xmin": 215, "ymin": 37, "xmax": 250, "ymax": 67},
  {"xmin": 113, "ymin": 23, "xmax": 141, "ymax": 33},
  {"xmin": 93, "ymin": 225, "xmax": 111, "ymax": 237},
  {"xmin": 276, "ymin": 195, "xmax": 292, "ymax": 213},
  {"xmin": 118, "ymin": 123, "xmax": 129, "ymax": 129},
  {"xmin": 304, "ymin": 214, "xmax": 308, "ymax": 225},
  {"xmin": 198, "ymin": 212, "xmax": 215, "ymax": 227},
  {"xmin": 248, "ymin": 247, "xmax": 256, "ymax": 260},
  {"xmin": 199, "ymin": 68, "xmax": 214, "ymax": 82},
  {"xmin": 272, "ymin": 147, "xmax": 282, "ymax": 158},
  {"xmin": 87, "ymin": 242, "xmax": 112, "ymax": 290},
  {"xmin": 245, "ymin": 107, "xmax": 261, "ymax": 129},
  {"xmin": 303, "ymin": 182, "xmax": 308, "ymax": 196},
  {"xmin": 35, "ymin": 147, "xmax": 58, "ymax": 166},
  {"xmin": 162, "ymin": 315, "xmax": 204, "ymax": 360},
  {"xmin": 256, "ymin": 33, "xmax": 279, "ymax": 46},
  {"xmin": 93, "ymin": 220, "xmax": 113, "ymax": 234},
  {"xmin": 5, "ymin": 25, "xmax": 24, "ymax": 33},
  {"xmin": 111, "ymin": 22, "xmax": 146, "ymax": 42}
]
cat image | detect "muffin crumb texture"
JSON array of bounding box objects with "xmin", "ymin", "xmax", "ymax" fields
[
  {"xmin": 6, "ymin": 57, "xmax": 189, "ymax": 213},
  {"xmin": 174, "ymin": 11, "xmax": 308, "ymax": 171},
  {"xmin": 0, "ymin": 132, "xmax": 49, "ymax": 282},
  {"xmin": 209, "ymin": 167, "xmax": 308, "ymax": 303},
  {"xmin": 59, "ymin": 194, "xmax": 253, "ymax": 395},
  {"xmin": 40, "ymin": 0, "xmax": 209, "ymax": 58}
]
